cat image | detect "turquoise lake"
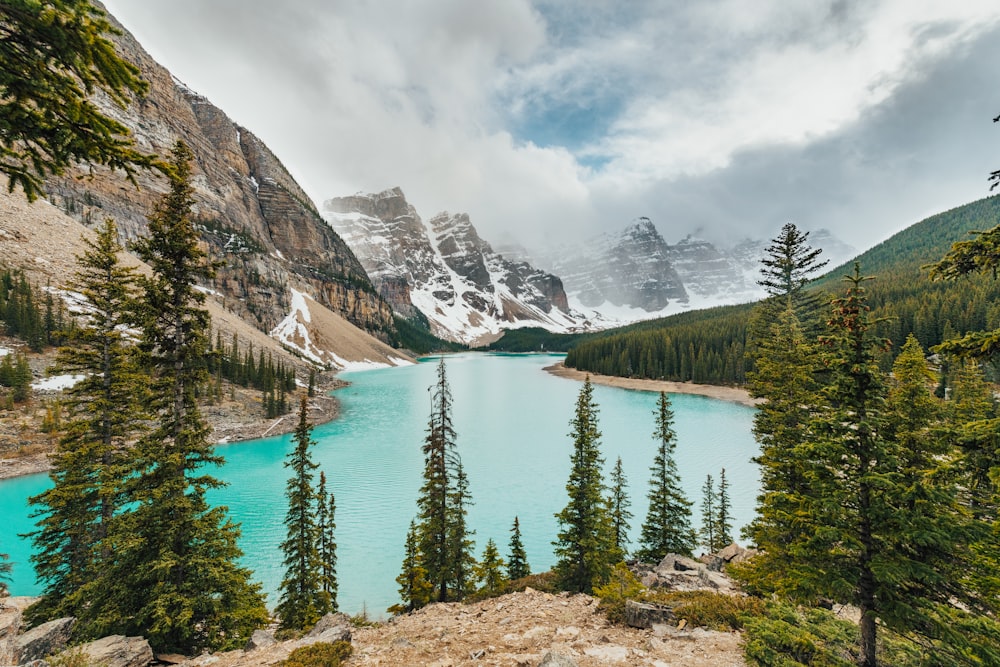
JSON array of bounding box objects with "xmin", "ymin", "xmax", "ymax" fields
[{"xmin": 1, "ymin": 352, "xmax": 759, "ymax": 616}]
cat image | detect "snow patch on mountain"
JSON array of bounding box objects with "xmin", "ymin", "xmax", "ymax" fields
[{"xmin": 323, "ymin": 188, "xmax": 587, "ymax": 345}]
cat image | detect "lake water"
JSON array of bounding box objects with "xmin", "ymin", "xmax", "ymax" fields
[{"xmin": 1, "ymin": 353, "xmax": 759, "ymax": 616}]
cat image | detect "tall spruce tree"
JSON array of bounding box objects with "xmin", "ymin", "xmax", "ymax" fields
[
  {"xmin": 276, "ymin": 397, "xmax": 322, "ymax": 630},
  {"xmin": 414, "ymin": 357, "xmax": 473, "ymax": 603},
  {"xmin": 948, "ymin": 359, "xmax": 999, "ymax": 521},
  {"xmin": 636, "ymin": 392, "xmax": 695, "ymax": 561},
  {"xmin": 27, "ymin": 219, "xmax": 146, "ymax": 624},
  {"xmin": 757, "ymin": 222, "xmax": 828, "ymax": 308},
  {"xmin": 608, "ymin": 457, "xmax": 632, "ymax": 557},
  {"xmin": 714, "ymin": 468, "xmax": 733, "ymax": 548},
  {"xmin": 85, "ymin": 142, "xmax": 266, "ymax": 653},
  {"xmin": 316, "ymin": 471, "xmax": 338, "ymax": 614},
  {"xmin": 698, "ymin": 474, "xmax": 717, "ymax": 553},
  {"xmin": 738, "ymin": 266, "xmax": 1000, "ymax": 666},
  {"xmin": 0, "ymin": 0, "xmax": 156, "ymax": 200},
  {"xmin": 553, "ymin": 377, "xmax": 618, "ymax": 593},
  {"xmin": 507, "ymin": 516, "xmax": 530, "ymax": 581}
]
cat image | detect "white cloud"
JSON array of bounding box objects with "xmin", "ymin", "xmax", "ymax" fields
[{"xmin": 101, "ymin": 0, "xmax": 1000, "ymax": 252}]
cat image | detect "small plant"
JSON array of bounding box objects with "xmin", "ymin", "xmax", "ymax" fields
[
  {"xmin": 280, "ymin": 641, "xmax": 353, "ymax": 667},
  {"xmin": 503, "ymin": 571, "xmax": 558, "ymax": 595},
  {"xmin": 594, "ymin": 562, "xmax": 644, "ymax": 625},
  {"xmin": 642, "ymin": 589, "xmax": 764, "ymax": 631},
  {"xmin": 47, "ymin": 648, "xmax": 109, "ymax": 667}
]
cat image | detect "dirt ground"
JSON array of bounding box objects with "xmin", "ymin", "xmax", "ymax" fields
[{"xmin": 183, "ymin": 588, "xmax": 746, "ymax": 667}]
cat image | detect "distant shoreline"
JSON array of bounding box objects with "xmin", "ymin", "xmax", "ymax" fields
[{"xmin": 543, "ymin": 362, "xmax": 761, "ymax": 408}]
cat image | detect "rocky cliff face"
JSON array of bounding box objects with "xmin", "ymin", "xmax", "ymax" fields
[
  {"xmin": 41, "ymin": 4, "xmax": 394, "ymax": 341},
  {"xmin": 666, "ymin": 235, "xmax": 759, "ymax": 302},
  {"xmin": 324, "ymin": 188, "xmax": 583, "ymax": 344},
  {"xmin": 543, "ymin": 218, "xmax": 689, "ymax": 312}
]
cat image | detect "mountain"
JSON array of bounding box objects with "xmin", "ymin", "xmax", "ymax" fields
[
  {"xmin": 36, "ymin": 3, "xmax": 399, "ymax": 363},
  {"xmin": 323, "ymin": 188, "xmax": 584, "ymax": 344},
  {"xmin": 536, "ymin": 218, "xmax": 764, "ymax": 319}
]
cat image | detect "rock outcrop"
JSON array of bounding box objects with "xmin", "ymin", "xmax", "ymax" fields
[
  {"xmin": 41, "ymin": 3, "xmax": 394, "ymax": 342},
  {"xmin": 73, "ymin": 635, "xmax": 154, "ymax": 667},
  {"xmin": 14, "ymin": 617, "xmax": 75, "ymax": 664}
]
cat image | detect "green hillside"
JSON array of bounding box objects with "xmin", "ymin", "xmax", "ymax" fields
[{"xmin": 563, "ymin": 195, "xmax": 1000, "ymax": 384}]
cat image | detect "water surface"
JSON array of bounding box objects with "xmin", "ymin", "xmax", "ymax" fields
[{"xmin": 1, "ymin": 353, "xmax": 758, "ymax": 616}]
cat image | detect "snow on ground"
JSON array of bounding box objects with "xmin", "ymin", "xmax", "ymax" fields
[
  {"xmin": 0, "ymin": 347, "xmax": 8, "ymax": 357},
  {"xmin": 32, "ymin": 374, "xmax": 85, "ymax": 391},
  {"xmin": 270, "ymin": 289, "xmax": 325, "ymax": 365}
]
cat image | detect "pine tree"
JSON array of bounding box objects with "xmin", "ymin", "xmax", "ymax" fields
[
  {"xmin": 714, "ymin": 468, "xmax": 733, "ymax": 548},
  {"xmin": 316, "ymin": 471, "xmax": 338, "ymax": 614},
  {"xmin": 553, "ymin": 377, "xmax": 618, "ymax": 593},
  {"xmin": 276, "ymin": 396, "xmax": 322, "ymax": 630},
  {"xmin": 0, "ymin": 0, "xmax": 156, "ymax": 200},
  {"xmin": 414, "ymin": 357, "xmax": 473, "ymax": 603},
  {"xmin": 389, "ymin": 520, "xmax": 432, "ymax": 614},
  {"xmin": 699, "ymin": 474, "xmax": 718, "ymax": 553},
  {"xmin": 757, "ymin": 222, "xmax": 829, "ymax": 309},
  {"xmin": 948, "ymin": 359, "xmax": 999, "ymax": 521},
  {"xmin": 608, "ymin": 457, "xmax": 632, "ymax": 557},
  {"xmin": 26, "ymin": 219, "xmax": 146, "ymax": 624},
  {"xmin": 636, "ymin": 392, "xmax": 695, "ymax": 561},
  {"xmin": 447, "ymin": 459, "xmax": 476, "ymax": 599},
  {"xmin": 0, "ymin": 550, "xmax": 10, "ymax": 596},
  {"xmin": 506, "ymin": 516, "xmax": 530, "ymax": 581},
  {"xmin": 85, "ymin": 142, "xmax": 266, "ymax": 653},
  {"xmin": 474, "ymin": 538, "xmax": 507, "ymax": 597}
]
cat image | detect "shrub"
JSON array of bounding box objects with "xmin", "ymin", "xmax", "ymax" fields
[
  {"xmin": 643, "ymin": 589, "xmax": 765, "ymax": 631},
  {"xmin": 503, "ymin": 571, "xmax": 558, "ymax": 595},
  {"xmin": 280, "ymin": 641, "xmax": 353, "ymax": 667},
  {"xmin": 594, "ymin": 562, "xmax": 644, "ymax": 625}
]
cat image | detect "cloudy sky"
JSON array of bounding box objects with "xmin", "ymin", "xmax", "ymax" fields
[{"xmin": 101, "ymin": 0, "xmax": 1000, "ymax": 254}]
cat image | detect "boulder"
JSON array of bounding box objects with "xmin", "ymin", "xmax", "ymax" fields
[
  {"xmin": 71, "ymin": 635, "xmax": 153, "ymax": 667},
  {"xmin": 307, "ymin": 612, "xmax": 352, "ymax": 637},
  {"xmin": 537, "ymin": 651, "xmax": 578, "ymax": 667},
  {"xmin": 656, "ymin": 554, "xmax": 702, "ymax": 573},
  {"xmin": 14, "ymin": 617, "xmax": 75, "ymax": 664},
  {"xmin": 624, "ymin": 600, "xmax": 675, "ymax": 629},
  {"xmin": 699, "ymin": 554, "xmax": 725, "ymax": 572},
  {"xmin": 244, "ymin": 628, "xmax": 276, "ymax": 651}
]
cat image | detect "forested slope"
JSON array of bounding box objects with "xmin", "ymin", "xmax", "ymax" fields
[{"xmin": 565, "ymin": 195, "xmax": 1000, "ymax": 384}]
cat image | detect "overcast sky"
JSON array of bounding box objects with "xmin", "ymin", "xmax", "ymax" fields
[{"xmin": 101, "ymin": 0, "xmax": 1000, "ymax": 254}]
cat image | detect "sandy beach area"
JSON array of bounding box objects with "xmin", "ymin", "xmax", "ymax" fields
[{"xmin": 544, "ymin": 362, "xmax": 760, "ymax": 408}]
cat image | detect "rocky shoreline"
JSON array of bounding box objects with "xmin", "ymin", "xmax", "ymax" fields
[{"xmin": 0, "ymin": 379, "xmax": 346, "ymax": 482}]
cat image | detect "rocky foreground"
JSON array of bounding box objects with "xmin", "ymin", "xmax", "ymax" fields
[{"xmin": 1, "ymin": 551, "xmax": 752, "ymax": 667}]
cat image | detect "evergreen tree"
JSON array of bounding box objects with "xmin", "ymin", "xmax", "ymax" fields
[
  {"xmin": 315, "ymin": 471, "xmax": 338, "ymax": 614},
  {"xmin": 26, "ymin": 219, "xmax": 146, "ymax": 624},
  {"xmin": 757, "ymin": 222, "xmax": 829, "ymax": 309},
  {"xmin": 414, "ymin": 357, "xmax": 473, "ymax": 603},
  {"xmin": 608, "ymin": 457, "xmax": 632, "ymax": 556},
  {"xmin": 447, "ymin": 460, "xmax": 476, "ymax": 599},
  {"xmin": 948, "ymin": 359, "xmax": 999, "ymax": 520},
  {"xmin": 553, "ymin": 377, "xmax": 618, "ymax": 593},
  {"xmin": 714, "ymin": 468, "xmax": 733, "ymax": 548},
  {"xmin": 10, "ymin": 352, "xmax": 31, "ymax": 402},
  {"xmin": 276, "ymin": 397, "xmax": 322, "ymax": 631},
  {"xmin": 0, "ymin": 550, "xmax": 10, "ymax": 596},
  {"xmin": 699, "ymin": 474, "xmax": 718, "ymax": 553},
  {"xmin": 474, "ymin": 538, "xmax": 507, "ymax": 597},
  {"xmin": 389, "ymin": 521, "xmax": 432, "ymax": 614},
  {"xmin": 0, "ymin": 0, "xmax": 156, "ymax": 200},
  {"xmin": 506, "ymin": 516, "xmax": 530, "ymax": 581},
  {"xmin": 84, "ymin": 142, "xmax": 266, "ymax": 653},
  {"xmin": 636, "ymin": 392, "xmax": 695, "ymax": 561}
]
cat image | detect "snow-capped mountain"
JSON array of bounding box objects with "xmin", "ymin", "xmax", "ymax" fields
[
  {"xmin": 323, "ymin": 188, "xmax": 585, "ymax": 344},
  {"xmin": 535, "ymin": 218, "xmax": 762, "ymax": 320}
]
